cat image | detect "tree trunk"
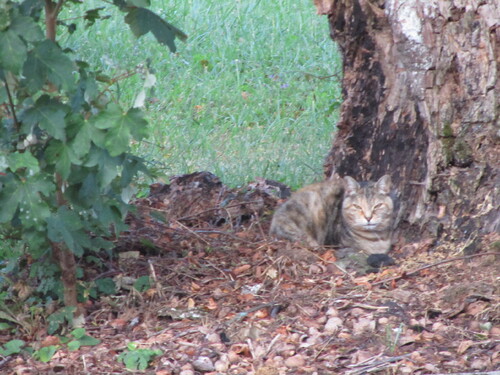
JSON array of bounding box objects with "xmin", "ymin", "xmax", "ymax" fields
[
  {"xmin": 45, "ymin": 0, "xmax": 84, "ymax": 325},
  {"xmin": 316, "ymin": 0, "xmax": 499, "ymax": 248}
]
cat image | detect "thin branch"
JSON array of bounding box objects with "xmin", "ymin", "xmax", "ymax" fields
[
  {"xmin": 172, "ymin": 220, "xmax": 210, "ymax": 245},
  {"xmin": 2, "ymin": 77, "xmax": 19, "ymax": 130},
  {"xmin": 95, "ymin": 70, "xmax": 137, "ymax": 103},
  {"xmin": 54, "ymin": 0, "xmax": 66, "ymax": 15},
  {"xmin": 373, "ymin": 251, "xmax": 498, "ymax": 286}
]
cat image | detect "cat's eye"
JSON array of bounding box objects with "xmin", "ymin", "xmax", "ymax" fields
[
  {"xmin": 374, "ymin": 203, "xmax": 384, "ymax": 210},
  {"xmin": 352, "ymin": 204, "xmax": 362, "ymax": 210}
]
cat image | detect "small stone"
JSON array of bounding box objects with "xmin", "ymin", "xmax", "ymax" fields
[
  {"xmin": 179, "ymin": 370, "xmax": 194, "ymax": 375},
  {"xmin": 206, "ymin": 332, "xmax": 221, "ymax": 343},
  {"xmin": 317, "ymin": 315, "xmax": 327, "ymax": 324},
  {"xmin": 214, "ymin": 358, "xmax": 229, "ymax": 372},
  {"xmin": 350, "ymin": 308, "xmax": 365, "ymax": 317},
  {"xmin": 324, "ymin": 317, "xmax": 343, "ymax": 333},
  {"xmin": 378, "ymin": 317, "xmax": 389, "ymax": 325},
  {"xmin": 432, "ymin": 322, "xmax": 446, "ymax": 332},
  {"xmin": 227, "ymin": 351, "xmax": 240, "ymax": 363},
  {"xmin": 308, "ymin": 327, "xmax": 319, "ymax": 336},
  {"xmin": 353, "ymin": 317, "xmax": 375, "ymax": 335},
  {"xmin": 490, "ymin": 326, "xmax": 500, "ymax": 338},
  {"xmin": 326, "ymin": 307, "xmax": 339, "ymax": 317},
  {"xmin": 192, "ymin": 356, "xmax": 215, "ymax": 372},
  {"xmin": 284, "ymin": 354, "xmax": 305, "ymax": 368},
  {"xmin": 470, "ymin": 358, "xmax": 488, "ymax": 370},
  {"xmin": 255, "ymin": 366, "xmax": 280, "ymax": 375}
]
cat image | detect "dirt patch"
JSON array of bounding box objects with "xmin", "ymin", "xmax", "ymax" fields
[{"xmin": 2, "ymin": 172, "xmax": 499, "ymax": 374}]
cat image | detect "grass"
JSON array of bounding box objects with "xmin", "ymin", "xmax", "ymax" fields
[{"xmin": 61, "ymin": 0, "xmax": 342, "ymax": 189}]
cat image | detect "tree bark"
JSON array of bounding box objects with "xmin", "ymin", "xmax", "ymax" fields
[{"xmin": 316, "ymin": 0, "xmax": 499, "ymax": 247}]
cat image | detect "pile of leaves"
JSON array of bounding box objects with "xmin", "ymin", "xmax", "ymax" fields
[{"xmin": 1, "ymin": 172, "xmax": 499, "ymax": 374}]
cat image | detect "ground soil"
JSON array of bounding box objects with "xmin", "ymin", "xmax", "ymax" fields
[{"xmin": 2, "ymin": 172, "xmax": 499, "ymax": 374}]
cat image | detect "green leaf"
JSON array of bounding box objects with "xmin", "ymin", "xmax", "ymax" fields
[
  {"xmin": 45, "ymin": 140, "xmax": 74, "ymax": 180},
  {"xmin": 104, "ymin": 109, "xmax": 148, "ymax": 156},
  {"xmin": 0, "ymin": 29, "xmax": 27, "ymax": 73},
  {"xmin": 7, "ymin": 150, "xmax": 40, "ymax": 174},
  {"xmin": 97, "ymin": 155, "xmax": 120, "ymax": 187},
  {"xmin": 71, "ymin": 69, "xmax": 99, "ymax": 111},
  {"xmin": 77, "ymin": 335, "xmax": 100, "ymax": 346},
  {"xmin": 124, "ymin": 7, "xmax": 187, "ymax": 53},
  {"xmin": 19, "ymin": 0, "xmax": 43, "ymax": 19},
  {"xmin": 47, "ymin": 307, "xmax": 75, "ymax": 335},
  {"xmin": 92, "ymin": 102, "xmax": 123, "ymax": 130},
  {"xmin": 96, "ymin": 277, "xmax": 116, "ymax": 295},
  {"xmin": 70, "ymin": 327, "xmax": 86, "ymax": 339},
  {"xmin": 133, "ymin": 276, "xmax": 151, "ymax": 292},
  {"xmin": 92, "ymin": 104, "xmax": 148, "ymax": 156},
  {"xmin": 34, "ymin": 345, "xmax": 58, "ymax": 362},
  {"xmin": 83, "ymin": 7, "xmax": 110, "ymax": 27},
  {"xmin": 123, "ymin": 108, "xmax": 148, "ymax": 140},
  {"xmin": 119, "ymin": 351, "xmax": 150, "ymax": 370},
  {"xmin": 10, "ymin": 15, "xmax": 43, "ymax": 42},
  {"xmin": 22, "ymin": 96, "xmax": 69, "ymax": 141},
  {"xmin": 0, "ymin": 5, "xmax": 11, "ymax": 31},
  {"xmin": 78, "ymin": 172, "xmax": 99, "ymax": 203},
  {"xmin": 67, "ymin": 340, "xmax": 81, "ymax": 351},
  {"xmin": 0, "ymin": 339, "xmax": 25, "ymax": 356},
  {"xmin": 70, "ymin": 121, "xmax": 92, "ymax": 158},
  {"xmin": 46, "ymin": 207, "xmax": 90, "ymax": 256},
  {"xmin": 22, "ymin": 40, "xmax": 75, "ymax": 92},
  {"xmin": 0, "ymin": 173, "xmax": 53, "ymax": 228},
  {"xmin": 127, "ymin": 0, "xmax": 150, "ymax": 7}
]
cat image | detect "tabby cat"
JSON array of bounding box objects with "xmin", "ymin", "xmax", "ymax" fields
[{"xmin": 269, "ymin": 175, "xmax": 395, "ymax": 255}]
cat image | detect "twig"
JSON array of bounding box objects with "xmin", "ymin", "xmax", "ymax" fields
[
  {"xmin": 424, "ymin": 372, "xmax": 500, "ymax": 375},
  {"xmin": 263, "ymin": 333, "xmax": 281, "ymax": 358},
  {"xmin": 373, "ymin": 251, "xmax": 498, "ymax": 286},
  {"xmin": 246, "ymin": 338, "xmax": 256, "ymax": 360},
  {"xmin": 2, "ymin": 77, "xmax": 19, "ymax": 130},
  {"xmin": 0, "ymin": 356, "xmax": 12, "ymax": 369},
  {"xmin": 305, "ymin": 248, "xmax": 355, "ymax": 280},
  {"xmin": 172, "ymin": 220, "xmax": 210, "ymax": 245},
  {"xmin": 95, "ymin": 70, "xmax": 137, "ymax": 102},
  {"xmin": 345, "ymin": 353, "xmax": 411, "ymax": 374},
  {"xmin": 148, "ymin": 259, "xmax": 164, "ymax": 298},
  {"xmin": 313, "ymin": 335, "xmax": 336, "ymax": 361},
  {"xmin": 229, "ymin": 303, "xmax": 278, "ymax": 323}
]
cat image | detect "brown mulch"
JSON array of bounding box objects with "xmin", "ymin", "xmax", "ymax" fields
[{"xmin": 2, "ymin": 172, "xmax": 499, "ymax": 374}]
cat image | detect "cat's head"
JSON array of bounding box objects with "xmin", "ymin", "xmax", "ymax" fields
[{"xmin": 341, "ymin": 175, "xmax": 394, "ymax": 230}]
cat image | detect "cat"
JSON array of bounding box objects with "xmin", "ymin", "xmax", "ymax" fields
[
  {"xmin": 269, "ymin": 174, "xmax": 344, "ymax": 247},
  {"xmin": 269, "ymin": 174, "xmax": 395, "ymax": 256}
]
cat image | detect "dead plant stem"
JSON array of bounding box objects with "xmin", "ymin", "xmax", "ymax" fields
[{"xmin": 373, "ymin": 251, "xmax": 498, "ymax": 286}]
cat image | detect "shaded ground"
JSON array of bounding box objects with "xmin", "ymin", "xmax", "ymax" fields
[{"xmin": 2, "ymin": 172, "xmax": 499, "ymax": 374}]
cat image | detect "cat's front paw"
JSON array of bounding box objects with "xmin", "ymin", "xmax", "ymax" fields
[{"xmin": 366, "ymin": 253, "xmax": 395, "ymax": 268}]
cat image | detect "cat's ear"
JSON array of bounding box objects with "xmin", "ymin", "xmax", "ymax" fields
[
  {"xmin": 375, "ymin": 175, "xmax": 391, "ymax": 194},
  {"xmin": 343, "ymin": 176, "xmax": 360, "ymax": 195}
]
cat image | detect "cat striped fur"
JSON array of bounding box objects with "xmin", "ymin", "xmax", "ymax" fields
[{"xmin": 270, "ymin": 175, "xmax": 395, "ymax": 254}]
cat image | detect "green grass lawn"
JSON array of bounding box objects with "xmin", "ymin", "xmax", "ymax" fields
[{"xmin": 62, "ymin": 0, "xmax": 342, "ymax": 189}]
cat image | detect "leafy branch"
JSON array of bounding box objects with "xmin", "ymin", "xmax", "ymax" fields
[{"xmin": 0, "ymin": 0, "xmax": 186, "ymax": 328}]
